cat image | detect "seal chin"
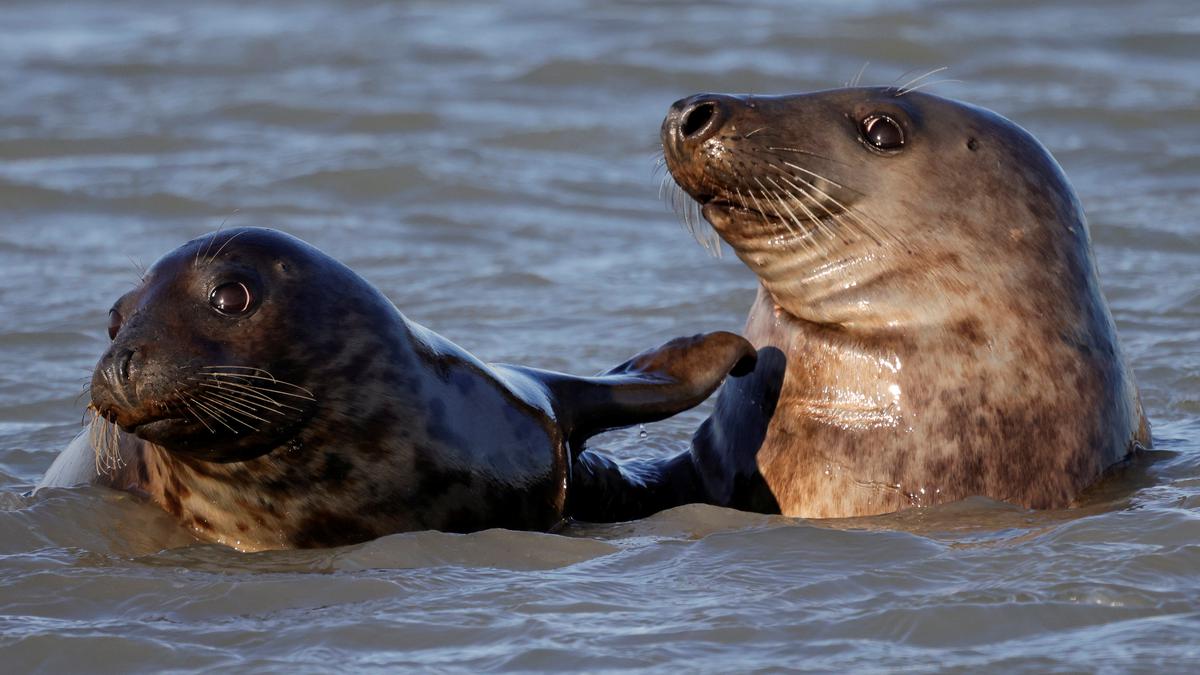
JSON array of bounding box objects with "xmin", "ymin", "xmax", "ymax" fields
[{"xmin": 700, "ymin": 200, "xmax": 743, "ymax": 229}]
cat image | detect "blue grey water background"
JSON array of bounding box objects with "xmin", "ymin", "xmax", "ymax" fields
[{"xmin": 0, "ymin": 0, "xmax": 1198, "ymax": 671}]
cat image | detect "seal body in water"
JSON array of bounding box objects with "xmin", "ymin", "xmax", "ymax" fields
[
  {"xmin": 573, "ymin": 86, "xmax": 1150, "ymax": 520},
  {"xmin": 39, "ymin": 227, "xmax": 755, "ymax": 550}
]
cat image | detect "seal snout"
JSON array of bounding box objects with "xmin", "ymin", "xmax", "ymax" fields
[
  {"xmin": 97, "ymin": 344, "xmax": 142, "ymax": 392},
  {"xmin": 90, "ymin": 344, "xmax": 147, "ymax": 429},
  {"xmin": 662, "ymin": 93, "xmax": 748, "ymax": 208}
]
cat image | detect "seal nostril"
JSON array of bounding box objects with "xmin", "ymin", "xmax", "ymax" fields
[
  {"xmin": 681, "ymin": 102, "xmax": 716, "ymax": 139},
  {"xmin": 116, "ymin": 348, "xmax": 135, "ymax": 382}
]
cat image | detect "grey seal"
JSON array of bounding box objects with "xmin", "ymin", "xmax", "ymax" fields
[
  {"xmin": 572, "ymin": 86, "xmax": 1150, "ymax": 519},
  {"xmin": 40, "ymin": 227, "xmax": 755, "ymax": 549}
]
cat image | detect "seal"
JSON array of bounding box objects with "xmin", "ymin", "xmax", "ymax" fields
[
  {"xmin": 38, "ymin": 227, "xmax": 756, "ymax": 550},
  {"xmin": 571, "ymin": 86, "xmax": 1150, "ymax": 520}
]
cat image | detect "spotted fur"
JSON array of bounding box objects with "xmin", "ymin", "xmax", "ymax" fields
[
  {"xmin": 574, "ymin": 87, "xmax": 1150, "ymax": 521},
  {"xmin": 45, "ymin": 228, "xmax": 755, "ymax": 550}
]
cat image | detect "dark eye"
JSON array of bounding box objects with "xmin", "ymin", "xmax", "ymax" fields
[
  {"xmin": 862, "ymin": 115, "xmax": 904, "ymax": 150},
  {"xmin": 107, "ymin": 309, "xmax": 123, "ymax": 341},
  {"xmin": 209, "ymin": 282, "xmax": 254, "ymax": 315}
]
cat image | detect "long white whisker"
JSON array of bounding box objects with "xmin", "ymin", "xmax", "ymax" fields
[
  {"xmin": 198, "ymin": 381, "xmax": 303, "ymax": 411},
  {"xmin": 197, "ymin": 393, "xmax": 266, "ymax": 428},
  {"xmin": 767, "ymin": 167, "xmax": 840, "ymax": 242},
  {"xmin": 200, "ymin": 388, "xmax": 268, "ymax": 414},
  {"xmin": 189, "ymin": 398, "xmax": 238, "ymax": 433},
  {"xmin": 778, "ymin": 162, "xmax": 887, "ymax": 245},
  {"xmin": 764, "ymin": 174, "xmax": 828, "ymax": 244},
  {"xmin": 779, "ymin": 160, "xmax": 851, "ymax": 192},
  {"xmin": 198, "ymin": 372, "xmax": 315, "ymax": 399},
  {"xmin": 897, "ymin": 79, "xmax": 962, "ymax": 97},
  {"xmin": 849, "ymin": 61, "xmax": 870, "ymax": 88},
  {"xmin": 753, "ymin": 179, "xmax": 792, "ymax": 233},
  {"xmin": 896, "ymin": 66, "xmax": 949, "ymax": 95},
  {"xmin": 177, "ymin": 395, "xmax": 216, "ymax": 434}
]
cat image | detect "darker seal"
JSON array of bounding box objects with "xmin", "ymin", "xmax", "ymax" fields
[
  {"xmin": 40, "ymin": 227, "xmax": 755, "ymax": 549},
  {"xmin": 573, "ymin": 86, "xmax": 1150, "ymax": 520}
]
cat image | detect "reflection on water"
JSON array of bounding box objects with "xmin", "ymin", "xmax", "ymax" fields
[{"xmin": 1, "ymin": 0, "xmax": 1198, "ymax": 671}]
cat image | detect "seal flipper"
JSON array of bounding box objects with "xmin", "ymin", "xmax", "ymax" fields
[
  {"xmin": 568, "ymin": 450, "xmax": 706, "ymax": 522},
  {"xmin": 568, "ymin": 345, "xmax": 787, "ymax": 523},
  {"xmin": 515, "ymin": 330, "xmax": 753, "ymax": 524},
  {"xmin": 35, "ymin": 429, "xmax": 99, "ymax": 491},
  {"xmin": 532, "ymin": 331, "xmax": 756, "ymax": 449},
  {"xmin": 36, "ymin": 427, "xmax": 146, "ymax": 493}
]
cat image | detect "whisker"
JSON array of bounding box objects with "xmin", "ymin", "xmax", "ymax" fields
[
  {"xmin": 891, "ymin": 66, "xmax": 923, "ymax": 87},
  {"xmin": 752, "ymin": 178, "xmax": 792, "ymax": 231},
  {"xmin": 198, "ymin": 381, "xmax": 303, "ymax": 411},
  {"xmin": 745, "ymin": 188, "xmax": 771, "ymax": 225},
  {"xmin": 896, "ymin": 79, "xmax": 962, "ymax": 97},
  {"xmin": 778, "ymin": 160, "xmax": 853, "ymax": 193},
  {"xmin": 896, "ymin": 66, "xmax": 949, "ymax": 95},
  {"xmin": 196, "ymin": 393, "xmax": 264, "ymax": 428},
  {"xmin": 662, "ymin": 176, "xmax": 721, "ymax": 257},
  {"xmin": 87, "ymin": 408, "xmax": 124, "ymax": 476},
  {"xmin": 848, "ymin": 61, "xmax": 870, "ymax": 88},
  {"xmin": 197, "ymin": 372, "xmax": 315, "ymax": 398},
  {"xmin": 188, "ymin": 398, "xmax": 239, "ymax": 433},
  {"xmin": 764, "ymin": 175, "xmax": 826, "ymax": 243},
  {"xmin": 199, "ymin": 388, "xmax": 267, "ymax": 414},
  {"xmin": 766, "ymin": 146, "xmax": 850, "ymax": 168},
  {"xmin": 195, "ymin": 210, "xmax": 241, "ymax": 267},
  {"xmin": 205, "ymin": 230, "xmax": 248, "ymax": 266},
  {"xmin": 127, "ymin": 255, "xmax": 146, "ymax": 279},
  {"xmin": 179, "ymin": 396, "xmax": 216, "ymax": 434},
  {"xmin": 766, "ymin": 167, "xmax": 840, "ymax": 242},
  {"xmin": 771, "ymin": 163, "xmax": 888, "ymax": 246},
  {"xmin": 198, "ymin": 379, "xmax": 315, "ymax": 402}
]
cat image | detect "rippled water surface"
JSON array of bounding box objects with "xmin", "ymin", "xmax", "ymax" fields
[{"xmin": 1, "ymin": 0, "xmax": 1198, "ymax": 671}]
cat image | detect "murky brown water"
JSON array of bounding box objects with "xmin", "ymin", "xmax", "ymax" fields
[{"xmin": 1, "ymin": 0, "xmax": 1198, "ymax": 671}]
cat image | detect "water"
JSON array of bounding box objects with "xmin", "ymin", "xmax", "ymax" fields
[{"xmin": 1, "ymin": 0, "xmax": 1198, "ymax": 671}]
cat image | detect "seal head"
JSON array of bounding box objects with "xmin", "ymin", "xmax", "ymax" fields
[
  {"xmin": 92, "ymin": 230, "xmax": 324, "ymax": 462},
  {"xmin": 572, "ymin": 87, "xmax": 1150, "ymax": 521}
]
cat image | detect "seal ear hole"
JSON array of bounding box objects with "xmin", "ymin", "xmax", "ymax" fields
[
  {"xmin": 107, "ymin": 309, "xmax": 123, "ymax": 341},
  {"xmin": 209, "ymin": 281, "xmax": 256, "ymax": 315},
  {"xmin": 860, "ymin": 114, "xmax": 904, "ymax": 151},
  {"xmin": 967, "ymin": 138, "xmax": 979, "ymax": 151}
]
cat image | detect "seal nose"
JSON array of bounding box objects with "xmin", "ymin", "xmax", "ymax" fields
[
  {"xmin": 90, "ymin": 344, "xmax": 144, "ymax": 422},
  {"xmin": 114, "ymin": 348, "xmax": 135, "ymax": 382},
  {"xmin": 664, "ymin": 94, "xmax": 735, "ymax": 145}
]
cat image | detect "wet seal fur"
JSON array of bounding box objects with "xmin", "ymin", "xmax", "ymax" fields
[
  {"xmin": 38, "ymin": 227, "xmax": 755, "ymax": 550},
  {"xmin": 572, "ymin": 86, "xmax": 1150, "ymax": 520}
]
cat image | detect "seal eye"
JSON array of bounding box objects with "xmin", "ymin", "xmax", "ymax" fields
[
  {"xmin": 107, "ymin": 309, "xmax": 123, "ymax": 341},
  {"xmin": 862, "ymin": 115, "xmax": 904, "ymax": 150},
  {"xmin": 209, "ymin": 282, "xmax": 254, "ymax": 315}
]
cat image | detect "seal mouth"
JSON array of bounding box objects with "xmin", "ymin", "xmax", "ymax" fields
[
  {"xmin": 92, "ymin": 400, "xmax": 195, "ymax": 436},
  {"xmin": 128, "ymin": 416, "xmax": 197, "ymax": 438},
  {"xmin": 698, "ymin": 193, "xmax": 835, "ymax": 238},
  {"xmin": 90, "ymin": 366, "xmax": 319, "ymax": 462}
]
